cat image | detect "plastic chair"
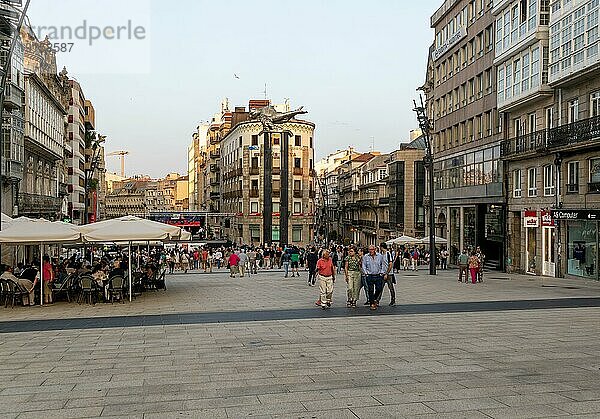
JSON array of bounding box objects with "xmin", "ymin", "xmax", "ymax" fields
[
  {"xmin": 108, "ymin": 276, "xmax": 125, "ymax": 303},
  {"xmin": 79, "ymin": 276, "xmax": 96, "ymax": 305}
]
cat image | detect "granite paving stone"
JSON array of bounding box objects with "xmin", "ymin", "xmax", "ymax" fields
[{"xmin": 0, "ymin": 269, "xmax": 598, "ymax": 418}]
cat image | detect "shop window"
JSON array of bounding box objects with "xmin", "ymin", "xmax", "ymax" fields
[
  {"xmin": 567, "ymin": 220, "xmax": 597, "ymax": 279},
  {"xmin": 543, "ymin": 165, "xmax": 555, "ymax": 196},
  {"xmin": 528, "ymin": 167, "xmax": 538, "ymax": 197}
]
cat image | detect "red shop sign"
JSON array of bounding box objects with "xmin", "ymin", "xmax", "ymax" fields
[{"xmin": 541, "ymin": 210, "xmax": 555, "ymax": 227}]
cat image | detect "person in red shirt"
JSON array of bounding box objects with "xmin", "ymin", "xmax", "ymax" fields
[
  {"xmin": 41, "ymin": 255, "xmax": 54, "ymax": 304},
  {"xmin": 201, "ymin": 249, "xmax": 209, "ymax": 272},
  {"xmin": 315, "ymin": 249, "xmax": 335, "ymax": 309},
  {"xmin": 228, "ymin": 251, "xmax": 240, "ymax": 278}
]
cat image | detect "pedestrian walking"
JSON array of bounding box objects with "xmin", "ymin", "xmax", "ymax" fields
[
  {"xmin": 282, "ymin": 250, "xmax": 291, "ymax": 278},
  {"xmin": 181, "ymin": 252, "xmax": 190, "ymax": 273},
  {"xmin": 440, "ymin": 247, "xmax": 449, "ymax": 270},
  {"xmin": 229, "ymin": 251, "xmax": 240, "ymax": 278},
  {"xmin": 315, "ymin": 249, "xmax": 335, "ymax": 309},
  {"xmin": 290, "ymin": 248, "xmax": 300, "ymax": 277},
  {"xmin": 402, "ymin": 248, "xmax": 411, "ymax": 271},
  {"xmin": 238, "ymin": 250, "xmax": 248, "ymax": 277},
  {"xmin": 468, "ymin": 252, "xmax": 480, "ymax": 284},
  {"xmin": 476, "ymin": 246, "xmax": 485, "ymax": 282},
  {"xmin": 344, "ymin": 246, "xmax": 361, "ymax": 308},
  {"xmin": 411, "ymin": 248, "xmax": 419, "ymax": 271},
  {"xmin": 247, "ymin": 248, "xmax": 257, "ymax": 275},
  {"xmin": 377, "ymin": 243, "xmax": 396, "ymax": 306},
  {"xmin": 457, "ymin": 249, "xmax": 469, "ymax": 282},
  {"xmin": 362, "ymin": 245, "xmax": 385, "ymax": 311},
  {"xmin": 306, "ymin": 247, "xmax": 318, "ymax": 286}
]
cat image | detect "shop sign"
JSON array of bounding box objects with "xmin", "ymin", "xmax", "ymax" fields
[
  {"xmin": 541, "ymin": 211, "xmax": 554, "ymax": 227},
  {"xmin": 552, "ymin": 209, "xmax": 600, "ymax": 220},
  {"xmin": 523, "ymin": 211, "xmax": 539, "ymax": 228},
  {"xmin": 432, "ymin": 27, "xmax": 467, "ymax": 61}
]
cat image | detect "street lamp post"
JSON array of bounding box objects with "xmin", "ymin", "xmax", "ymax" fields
[
  {"xmin": 84, "ymin": 132, "xmax": 105, "ymax": 224},
  {"xmin": 414, "ymin": 96, "xmax": 437, "ymax": 275}
]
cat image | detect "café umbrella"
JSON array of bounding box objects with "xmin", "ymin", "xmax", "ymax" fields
[
  {"xmin": 0, "ymin": 218, "xmax": 82, "ymax": 305},
  {"xmin": 81, "ymin": 218, "xmax": 181, "ymax": 301}
]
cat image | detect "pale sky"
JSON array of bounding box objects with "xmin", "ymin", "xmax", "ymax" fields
[{"xmin": 28, "ymin": 0, "xmax": 439, "ymax": 178}]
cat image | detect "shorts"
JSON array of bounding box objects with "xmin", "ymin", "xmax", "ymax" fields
[{"xmin": 291, "ymin": 261, "xmax": 299, "ymax": 268}]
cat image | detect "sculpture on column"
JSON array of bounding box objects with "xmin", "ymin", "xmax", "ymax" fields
[{"xmin": 249, "ymin": 105, "xmax": 308, "ymax": 133}]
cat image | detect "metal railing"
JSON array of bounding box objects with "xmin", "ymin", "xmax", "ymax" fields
[{"xmin": 502, "ymin": 115, "xmax": 600, "ymax": 158}]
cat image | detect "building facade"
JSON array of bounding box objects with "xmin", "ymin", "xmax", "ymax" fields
[
  {"xmin": 425, "ymin": 0, "xmax": 505, "ymax": 267},
  {"xmin": 502, "ymin": 0, "xmax": 600, "ymax": 279},
  {"xmin": 220, "ymin": 101, "xmax": 316, "ymax": 246},
  {"xmin": 387, "ymin": 138, "xmax": 427, "ymax": 239},
  {"xmin": 0, "ymin": 34, "xmax": 25, "ymax": 217},
  {"xmin": 314, "ymin": 148, "xmax": 360, "ymax": 241}
]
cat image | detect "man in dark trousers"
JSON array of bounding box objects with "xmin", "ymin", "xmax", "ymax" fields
[{"xmin": 306, "ymin": 247, "xmax": 319, "ymax": 286}]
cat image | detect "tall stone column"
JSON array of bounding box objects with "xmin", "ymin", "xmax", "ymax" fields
[
  {"xmin": 280, "ymin": 131, "xmax": 290, "ymax": 246},
  {"xmin": 263, "ymin": 132, "xmax": 273, "ymax": 245}
]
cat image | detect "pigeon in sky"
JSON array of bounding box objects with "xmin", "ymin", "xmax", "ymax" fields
[{"xmin": 234, "ymin": 73, "xmax": 240, "ymax": 79}]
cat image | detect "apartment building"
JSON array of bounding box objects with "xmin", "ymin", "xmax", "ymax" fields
[
  {"xmin": 220, "ymin": 100, "xmax": 316, "ymax": 246},
  {"xmin": 502, "ymin": 0, "xmax": 600, "ymax": 279},
  {"xmin": 387, "ymin": 137, "xmax": 428, "ymax": 239},
  {"xmin": 0, "ymin": 34, "xmax": 25, "ymax": 217},
  {"xmin": 66, "ymin": 79, "xmax": 88, "ymax": 224},
  {"xmin": 314, "ymin": 148, "xmax": 360, "ymax": 241},
  {"xmin": 425, "ymin": 0, "xmax": 505, "ymax": 267}
]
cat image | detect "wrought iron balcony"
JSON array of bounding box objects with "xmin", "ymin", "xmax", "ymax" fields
[
  {"xmin": 502, "ymin": 115, "xmax": 600, "ymax": 159},
  {"xmin": 501, "ymin": 129, "xmax": 549, "ymax": 157}
]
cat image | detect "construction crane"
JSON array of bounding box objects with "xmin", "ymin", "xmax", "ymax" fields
[{"xmin": 106, "ymin": 151, "xmax": 130, "ymax": 177}]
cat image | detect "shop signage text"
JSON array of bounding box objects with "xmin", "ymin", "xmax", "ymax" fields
[
  {"xmin": 432, "ymin": 27, "xmax": 467, "ymax": 61},
  {"xmin": 552, "ymin": 210, "xmax": 600, "ymax": 220},
  {"xmin": 524, "ymin": 211, "xmax": 539, "ymax": 228},
  {"xmin": 541, "ymin": 210, "xmax": 554, "ymax": 227}
]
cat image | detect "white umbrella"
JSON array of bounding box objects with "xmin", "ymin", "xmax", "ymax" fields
[
  {"xmin": 80, "ymin": 216, "xmax": 182, "ymax": 236},
  {"xmin": 1, "ymin": 213, "xmax": 12, "ymax": 225},
  {"xmin": 0, "ymin": 218, "xmax": 82, "ymax": 305},
  {"xmin": 82, "ymin": 217, "xmax": 180, "ymax": 301},
  {"xmin": 420, "ymin": 235, "xmax": 448, "ymax": 245},
  {"xmin": 391, "ymin": 235, "xmax": 419, "ymax": 245}
]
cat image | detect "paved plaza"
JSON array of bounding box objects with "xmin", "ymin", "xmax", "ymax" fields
[{"xmin": 1, "ymin": 268, "xmax": 600, "ymax": 418}]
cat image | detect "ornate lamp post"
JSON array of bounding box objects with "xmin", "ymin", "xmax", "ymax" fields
[{"xmin": 414, "ymin": 96, "xmax": 437, "ymax": 275}]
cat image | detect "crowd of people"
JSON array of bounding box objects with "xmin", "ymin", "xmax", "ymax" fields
[
  {"xmin": 1, "ymin": 241, "xmax": 486, "ymax": 309},
  {"xmin": 0, "ymin": 248, "xmax": 167, "ymax": 306}
]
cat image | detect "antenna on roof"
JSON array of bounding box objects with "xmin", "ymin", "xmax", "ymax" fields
[{"xmin": 263, "ymin": 83, "xmax": 268, "ymax": 100}]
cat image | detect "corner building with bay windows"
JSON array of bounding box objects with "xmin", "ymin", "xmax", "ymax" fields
[
  {"xmin": 219, "ymin": 101, "xmax": 316, "ymax": 246},
  {"xmin": 424, "ymin": 0, "xmax": 505, "ymax": 269},
  {"xmin": 501, "ymin": 0, "xmax": 600, "ymax": 279}
]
